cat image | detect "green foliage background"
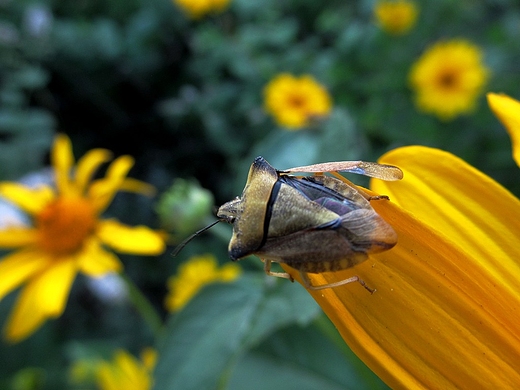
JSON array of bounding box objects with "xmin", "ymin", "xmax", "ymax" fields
[{"xmin": 1, "ymin": 0, "xmax": 520, "ymax": 389}]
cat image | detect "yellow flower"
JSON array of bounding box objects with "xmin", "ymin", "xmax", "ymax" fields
[
  {"xmin": 173, "ymin": 0, "xmax": 230, "ymax": 19},
  {"xmin": 487, "ymin": 92, "xmax": 520, "ymax": 167},
  {"xmin": 263, "ymin": 73, "xmax": 332, "ymax": 129},
  {"xmin": 409, "ymin": 39, "xmax": 489, "ymax": 120},
  {"xmin": 96, "ymin": 348, "xmax": 157, "ymax": 390},
  {"xmin": 280, "ymin": 101, "xmax": 520, "ymax": 386},
  {"xmin": 70, "ymin": 359, "xmax": 98, "ymax": 384},
  {"xmin": 374, "ymin": 0, "xmax": 418, "ymax": 35},
  {"xmin": 0, "ymin": 134, "xmax": 165, "ymax": 342},
  {"xmin": 165, "ymin": 253, "xmax": 241, "ymax": 311}
]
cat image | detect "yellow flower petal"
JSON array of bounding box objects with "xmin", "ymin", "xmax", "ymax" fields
[
  {"xmin": 52, "ymin": 134, "xmax": 75, "ymax": 196},
  {"xmin": 0, "ymin": 183, "xmax": 54, "ymax": 215},
  {"xmin": 164, "ymin": 253, "xmax": 241, "ymax": 312},
  {"xmin": 281, "ymin": 145, "xmax": 520, "ymax": 388},
  {"xmin": 0, "ymin": 227, "xmax": 38, "ymax": 249},
  {"xmin": 284, "ymin": 199, "xmax": 520, "ymax": 388},
  {"xmin": 74, "ymin": 148, "xmax": 113, "ymax": 194},
  {"xmin": 487, "ymin": 92, "xmax": 520, "ymax": 167},
  {"xmin": 0, "ymin": 248, "xmax": 52, "ymax": 300},
  {"xmin": 88, "ymin": 156, "xmax": 134, "ymax": 212},
  {"xmin": 119, "ymin": 178, "xmax": 157, "ymax": 197},
  {"xmin": 77, "ymin": 238, "xmax": 123, "ymax": 276},
  {"xmin": 371, "ymin": 146, "xmax": 520, "ymax": 294},
  {"xmin": 114, "ymin": 350, "xmax": 145, "ymax": 382},
  {"xmin": 4, "ymin": 257, "xmax": 77, "ymax": 342},
  {"xmin": 96, "ymin": 349, "xmax": 152, "ymax": 390},
  {"xmin": 97, "ymin": 219, "xmax": 165, "ymax": 255}
]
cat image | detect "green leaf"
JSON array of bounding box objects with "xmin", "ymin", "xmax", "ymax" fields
[
  {"xmin": 227, "ymin": 323, "xmax": 389, "ymax": 390},
  {"xmin": 153, "ymin": 274, "xmax": 320, "ymax": 390}
]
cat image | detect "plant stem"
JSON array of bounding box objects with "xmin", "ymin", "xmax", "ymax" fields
[{"xmin": 120, "ymin": 273, "xmax": 163, "ymax": 337}]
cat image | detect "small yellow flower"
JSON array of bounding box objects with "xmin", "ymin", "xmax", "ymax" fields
[
  {"xmin": 374, "ymin": 0, "xmax": 418, "ymax": 35},
  {"xmin": 263, "ymin": 73, "xmax": 332, "ymax": 129},
  {"xmin": 487, "ymin": 93, "xmax": 520, "ymax": 167},
  {"xmin": 173, "ymin": 0, "xmax": 230, "ymax": 19},
  {"xmin": 409, "ymin": 39, "xmax": 489, "ymax": 120},
  {"xmin": 165, "ymin": 253, "xmax": 241, "ymax": 311},
  {"xmin": 96, "ymin": 348, "xmax": 157, "ymax": 390},
  {"xmin": 0, "ymin": 134, "xmax": 165, "ymax": 342}
]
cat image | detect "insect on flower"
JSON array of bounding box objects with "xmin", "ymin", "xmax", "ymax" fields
[{"xmin": 175, "ymin": 157, "xmax": 403, "ymax": 292}]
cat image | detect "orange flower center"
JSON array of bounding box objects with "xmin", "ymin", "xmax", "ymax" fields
[
  {"xmin": 438, "ymin": 70, "xmax": 458, "ymax": 89},
  {"xmin": 288, "ymin": 94, "xmax": 306, "ymax": 109},
  {"xmin": 36, "ymin": 196, "xmax": 98, "ymax": 255}
]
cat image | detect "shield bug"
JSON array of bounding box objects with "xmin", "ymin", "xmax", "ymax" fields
[{"xmin": 175, "ymin": 156, "xmax": 402, "ymax": 292}]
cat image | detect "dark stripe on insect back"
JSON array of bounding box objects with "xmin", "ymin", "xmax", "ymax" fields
[{"xmin": 259, "ymin": 179, "xmax": 281, "ymax": 250}]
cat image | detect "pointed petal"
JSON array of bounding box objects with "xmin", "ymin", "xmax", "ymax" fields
[
  {"xmin": 88, "ymin": 156, "xmax": 134, "ymax": 212},
  {"xmin": 52, "ymin": 134, "xmax": 75, "ymax": 196},
  {"xmin": 288, "ymin": 146, "xmax": 520, "ymax": 388},
  {"xmin": 0, "ymin": 248, "xmax": 51, "ymax": 300},
  {"xmin": 4, "ymin": 258, "xmax": 77, "ymax": 342},
  {"xmin": 77, "ymin": 238, "xmax": 123, "ymax": 276},
  {"xmin": 74, "ymin": 148, "xmax": 112, "ymax": 195},
  {"xmin": 487, "ymin": 92, "xmax": 520, "ymax": 167},
  {"xmin": 371, "ymin": 146, "xmax": 520, "ymax": 295},
  {"xmin": 97, "ymin": 350, "xmax": 151, "ymax": 390},
  {"xmin": 0, "ymin": 227, "xmax": 38, "ymax": 249},
  {"xmin": 115, "ymin": 350, "xmax": 145, "ymax": 382},
  {"xmin": 96, "ymin": 362, "xmax": 120, "ymax": 390},
  {"xmin": 283, "ymin": 199, "xmax": 520, "ymax": 388},
  {"xmin": 119, "ymin": 178, "xmax": 156, "ymax": 197},
  {"xmin": 97, "ymin": 220, "xmax": 165, "ymax": 255},
  {"xmin": 0, "ymin": 183, "xmax": 54, "ymax": 215}
]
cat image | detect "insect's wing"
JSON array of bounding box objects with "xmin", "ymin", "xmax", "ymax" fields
[
  {"xmin": 283, "ymin": 161, "xmax": 403, "ymax": 181},
  {"xmin": 339, "ymin": 208, "xmax": 398, "ymax": 252}
]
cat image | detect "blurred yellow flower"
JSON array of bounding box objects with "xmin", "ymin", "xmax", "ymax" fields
[
  {"xmin": 264, "ymin": 73, "xmax": 332, "ymax": 129},
  {"xmin": 374, "ymin": 0, "xmax": 418, "ymax": 35},
  {"xmin": 174, "ymin": 0, "xmax": 230, "ymax": 19},
  {"xmin": 96, "ymin": 348, "xmax": 157, "ymax": 390},
  {"xmin": 409, "ymin": 39, "xmax": 489, "ymax": 120},
  {"xmin": 281, "ymin": 98, "xmax": 520, "ymax": 387},
  {"xmin": 70, "ymin": 359, "xmax": 98, "ymax": 385},
  {"xmin": 0, "ymin": 134, "xmax": 165, "ymax": 342},
  {"xmin": 165, "ymin": 253, "xmax": 241, "ymax": 311},
  {"xmin": 487, "ymin": 92, "xmax": 520, "ymax": 167}
]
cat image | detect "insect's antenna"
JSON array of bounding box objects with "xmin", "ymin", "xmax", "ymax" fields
[{"xmin": 171, "ymin": 220, "xmax": 221, "ymax": 257}]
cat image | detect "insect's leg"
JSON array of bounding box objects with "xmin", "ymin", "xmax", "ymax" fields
[
  {"xmin": 329, "ymin": 172, "xmax": 389, "ymax": 202},
  {"xmin": 263, "ymin": 259, "xmax": 294, "ymax": 282},
  {"xmin": 300, "ymin": 271, "xmax": 375, "ymax": 294}
]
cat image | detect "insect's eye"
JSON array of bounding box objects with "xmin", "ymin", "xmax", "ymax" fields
[{"xmin": 220, "ymin": 215, "xmax": 236, "ymax": 224}]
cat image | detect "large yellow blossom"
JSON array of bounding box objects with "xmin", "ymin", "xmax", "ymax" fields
[
  {"xmin": 165, "ymin": 253, "xmax": 241, "ymax": 312},
  {"xmin": 173, "ymin": 0, "xmax": 230, "ymax": 19},
  {"xmin": 96, "ymin": 348, "xmax": 157, "ymax": 390},
  {"xmin": 263, "ymin": 73, "xmax": 332, "ymax": 129},
  {"xmin": 0, "ymin": 134, "xmax": 165, "ymax": 342},
  {"xmin": 280, "ymin": 97, "xmax": 520, "ymax": 387},
  {"xmin": 374, "ymin": 0, "xmax": 418, "ymax": 35},
  {"xmin": 409, "ymin": 39, "xmax": 489, "ymax": 120}
]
